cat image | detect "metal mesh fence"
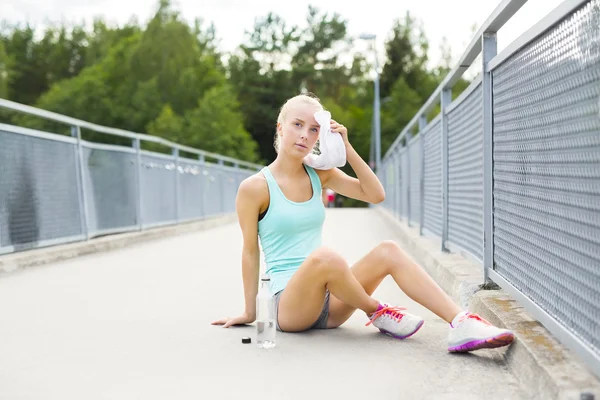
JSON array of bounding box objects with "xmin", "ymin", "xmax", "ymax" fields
[
  {"xmin": 178, "ymin": 159, "xmax": 206, "ymax": 221},
  {"xmin": 381, "ymin": 159, "xmax": 396, "ymax": 214},
  {"xmin": 378, "ymin": 0, "xmax": 600, "ymax": 374},
  {"xmin": 447, "ymin": 83, "xmax": 484, "ymax": 260},
  {"xmin": 202, "ymin": 164, "xmax": 224, "ymax": 217},
  {"xmin": 409, "ymin": 136, "xmax": 421, "ymax": 224},
  {"xmin": 492, "ymin": 0, "xmax": 600, "ymax": 355},
  {"xmin": 422, "ymin": 118, "xmax": 443, "ymax": 236},
  {"xmin": 221, "ymin": 167, "xmax": 240, "ymax": 214},
  {"xmin": 388, "ymin": 152, "xmax": 395, "ymax": 216},
  {"xmin": 400, "ymin": 148, "xmax": 409, "ymax": 219},
  {"xmin": 83, "ymin": 145, "xmax": 138, "ymax": 235},
  {"xmin": 0, "ymin": 129, "xmax": 83, "ymax": 253},
  {"xmin": 140, "ymin": 152, "xmax": 177, "ymax": 228},
  {"xmin": 394, "ymin": 151, "xmax": 402, "ymax": 219}
]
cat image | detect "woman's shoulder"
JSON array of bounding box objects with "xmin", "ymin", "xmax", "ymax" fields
[{"xmin": 238, "ymin": 171, "xmax": 269, "ymax": 205}]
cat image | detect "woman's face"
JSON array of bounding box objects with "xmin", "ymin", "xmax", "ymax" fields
[{"xmin": 277, "ymin": 103, "xmax": 321, "ymax": 159}]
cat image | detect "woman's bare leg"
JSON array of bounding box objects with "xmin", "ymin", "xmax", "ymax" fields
[
  {"xmin": 327, "ymin": 240, "xmax": 461, "ymax": 328},
  {"xmin": 276, "ymin": 247, "xmax": 380, "ymax": 332}
]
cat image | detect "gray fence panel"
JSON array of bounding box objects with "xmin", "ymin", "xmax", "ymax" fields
[
  {"xmin": 83, "ymin": 146, "xmax": 138, "ymax": 235},
  {"xmin": 395, "ymin": 152, "xmax": 402, "ymax": 218},
  {"xmin": 385, "ymin": 154, "xmax": 396, "ymax": 217},
  {"xmin": 203, "ymin": 164, "xmax": 222, "ymax": 217},
  {"xmin": 409, "ymin": 137, "xmax": 421, "ymax": 224},
  {"xmin": 389, "ymin": 154, "xmax": 395, "ymax": 216},
  {"xmin": 178, "ymin": 159, "xmax": 205, "ymax": 221},
  {"xmin": 400, "ymin": 149, "xmax": 409, "ymax": 219},
  {"xmin": 0, "ymin": 130, "xmax": 83, "ymax": 253},
  {"xmin": 492, "ymin": 0, "xmax": 600, "ymax": 358},
  {"xmin": 140, "ymin": 153, "xmax": 177, "ymax": 227},
  {"xmin": 422, "ymin": 118, "xmax": 443, "ymax": 236},
  {"xmin": 447, "ymin": 83, "xmax": 484, "ymax": 260},
  {"xmin": 386, "ymin": 157, "xmax": 393, "ymax": 215},
  {"xmin": 222, "ymin": 168, "xmax": 239, "ymax": 214}
]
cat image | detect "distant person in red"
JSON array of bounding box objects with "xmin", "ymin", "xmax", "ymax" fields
[{"xmin": 326, "ymin": 188, "xmax": 335, "ymax": 208}]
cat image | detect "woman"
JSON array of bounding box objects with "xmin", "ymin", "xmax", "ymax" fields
[{"xmin": 212, "ymin": 94, "xmax": 514, "ymax": 352}]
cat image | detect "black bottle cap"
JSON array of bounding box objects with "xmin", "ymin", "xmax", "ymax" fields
[{"xmin": 241, "ymin": 337, "xmax": 251, "ymax": 344}]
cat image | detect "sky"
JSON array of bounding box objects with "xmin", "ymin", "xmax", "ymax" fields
[{"xmin": 1, "ymin": 0, "xmax": 565, "ymax": 73}]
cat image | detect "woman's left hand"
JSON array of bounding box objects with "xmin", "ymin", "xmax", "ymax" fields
[{"xmin": 330, "ymin": 120, "xmax": 349, "ymax": 145}]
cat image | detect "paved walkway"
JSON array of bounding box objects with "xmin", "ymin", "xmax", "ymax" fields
[{"xmin": 0, "ymin": 209, "xmax": 525, "ymax": 399}]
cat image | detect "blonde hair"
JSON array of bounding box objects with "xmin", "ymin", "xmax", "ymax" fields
[{"xmin": 274, "ymin": 93, "xmax": 324, "ymax": 153}]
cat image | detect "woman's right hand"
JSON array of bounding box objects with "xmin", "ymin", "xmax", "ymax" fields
[{"xmin": 211, "ymin": 312, "xmax": 255, "ymax": 328}]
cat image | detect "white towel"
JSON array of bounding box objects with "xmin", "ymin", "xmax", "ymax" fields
[{"xmin": 303, "ymin": 110, "xmax": 347, "ymax": 170}]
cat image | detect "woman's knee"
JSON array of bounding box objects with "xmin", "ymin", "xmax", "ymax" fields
[
  {"xmin": 375, "ymin": 240, "xmax": 410, "ymax": 268},
  {"xmin": 307, "ymin": 247, "xmax": 348, "ymax": 276}
]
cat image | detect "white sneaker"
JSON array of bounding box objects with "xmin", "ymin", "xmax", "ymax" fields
[
  {"xmin": 448, "ymin": 312, "xmax": 514, "ymax": 352},
  {"xmin": 366, "ymin": 304, "xmax": 424, "ymax": 339}
]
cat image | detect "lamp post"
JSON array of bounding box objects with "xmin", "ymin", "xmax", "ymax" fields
[{"xmin": 359, "ymin": 33, "xmax": 381, "ymax": 173}]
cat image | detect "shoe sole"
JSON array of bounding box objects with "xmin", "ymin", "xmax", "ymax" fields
[
  {"xmin": 448, "ymin": 332, "xmax": 514, "ymax": 352},
  {"xmin": 379, "ymin": 319, "xmax": 424, "ymax": 340}
]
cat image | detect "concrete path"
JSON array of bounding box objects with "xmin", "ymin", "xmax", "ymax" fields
[{"xmin": 0, "ymin": 209, "xmax": 525, "ymax": 399}]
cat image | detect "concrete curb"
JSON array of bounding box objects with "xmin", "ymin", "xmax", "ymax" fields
[
  {"xmin": 375, "ymin": 206, "xmax": 600, "ymax": 400},
  {"xmin": 0, "ymin": 213, "xmax": 238, "ymax": 274}
]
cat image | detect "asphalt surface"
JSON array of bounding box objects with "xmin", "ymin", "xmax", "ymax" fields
[{"xmin": 0, "ymin": 209, "xmax": 525, "ymax": 399}]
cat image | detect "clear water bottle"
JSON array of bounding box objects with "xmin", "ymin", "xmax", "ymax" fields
[{"xmin": 256, "ymin": 275, "xmax": 276, "ymax": 349}]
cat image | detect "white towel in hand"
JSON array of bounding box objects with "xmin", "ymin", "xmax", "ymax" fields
[{"xmin": 303, "ymin": 110, "xmax": 347, "ymax": 170}]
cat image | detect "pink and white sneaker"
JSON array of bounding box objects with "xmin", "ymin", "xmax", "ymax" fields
[
  {"xmin": 366, "ymin": 304, "xmax": 424, "ymax": 339},
  {"xmin": 448, "ymin": 312, "xmax": 514, "ymax": 352}
]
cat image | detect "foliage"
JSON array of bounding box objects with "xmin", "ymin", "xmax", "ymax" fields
[{"xmin": 1, "ymin": 0, "xmax": 472, "ymax": 202}]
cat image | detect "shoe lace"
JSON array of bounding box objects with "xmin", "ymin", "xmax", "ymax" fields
[{"xmin": 365, "ymin": 305, "xmax": 407, "ymax": 326}]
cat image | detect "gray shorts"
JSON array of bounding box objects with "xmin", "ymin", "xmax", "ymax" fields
[{"xmin": 273, "ymin": 289, "xmax": 330, "ymax": 332}]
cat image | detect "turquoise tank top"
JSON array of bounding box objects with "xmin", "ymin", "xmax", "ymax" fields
[{"xmin": 258, "ymin": 165, "xmax": 326, "ymax": 294}]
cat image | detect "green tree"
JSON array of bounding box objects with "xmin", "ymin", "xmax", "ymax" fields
[
  {"xmin": 229, "ymin": 6, "xmax": 358, "ymax": 163},
  {"xmin": 291, "ymin": 6, "xmax": 350, "ymax": 96},
  {"xmin": 185, "ymin": 85, "xmax": 259, "ymax": 162},
  {"xmin": 16, "ymin": 0, "xmax": 262, "ymax": 162},
  {"xmin": 25, "ymin": 33, "xmax": 141, "ymax": 135},
  {"xmin": 227, "ymin": 12, "xmax": 299, "ymax": 162},
  {"xmin": 1, "ymin": 0, "xmax": 463, "ymax": 172},
  {"xmin": 2, "ymin": 25, "xmax": 40, "ymax": 105},
  {"xmin": 0, "ymin": 40, "xmax": 11, "ymax": 98},
  {"xmin": 128, "ymin": 0, "xmax": 224, "ymax": 117},
  {"xmin": 1, "ymin": 23, "xmax": 90, "ymax": 106},
  {"xmin": 146, "ymin": 104, "xmax": 185, "ymax": 141},
  {"xmin": 380, "ymin": 77, "xmax": 422, "ymax": 153},
  {"xmin": 85, "ymin": 19, "xmax": 141, "ymax": 68},
  {"xmin": 380, "ymin": 12, "xmax": 435, "ymax": 102}
]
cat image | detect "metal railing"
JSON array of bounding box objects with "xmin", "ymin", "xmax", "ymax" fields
[
  {"xmin": 0, "ymin": 98, "xmax": 262, "ymax": 255},
  {"xmin": 379, "ymin": 0, "xmax": 600, "ymax": 378}
]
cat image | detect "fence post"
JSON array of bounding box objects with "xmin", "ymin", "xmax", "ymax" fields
[
  {"xmin": 441, "ymin": 88, "xmax": 452, "ymax": 252},
  {"xmin": 419, "ymin": 116, "xmax": 427, "ymax": 235},
  {"xmin": 133, "ymin": 138, "xmax": 143, "ymax": 230},
  {"xmin": 398, "ymin": 147, "xmax": 403, "ymax": 218},
  {"xmin": 406, "ymin": 134, "xmax": 412, "ymax": 226},
  {"xmin": 394, "ymin": 151, "xmax": 399, "ymax": 217},
  {"xmin": 71, "ymin": 126, "xmax": 90, "ymax": 240},
  {"xmin": 390, "ymin": 152, "xmax": 394, "ymax": 214},
  {"xmin": 172, "ymin": 147, "xmax": 180, "ymax": 223},
  {"xmin": 482, "ymin": 32, "xmax": 497, "ymax": 284},
  {"xmin": 390, "ymin": 151, "xmax": 402, "ymax": 221}
]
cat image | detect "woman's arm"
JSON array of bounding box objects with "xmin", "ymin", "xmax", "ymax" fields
[
  {"xmin": 211, "ymin": 175, "xmax": 265, "ymax": 328},
  {"xmin": 318, "ymin": 120, "xmax": 385, "ymax": 204}
]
